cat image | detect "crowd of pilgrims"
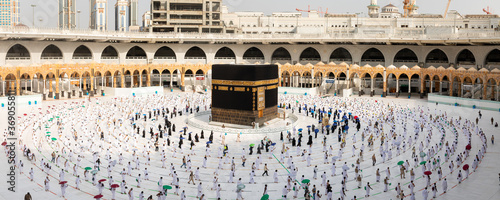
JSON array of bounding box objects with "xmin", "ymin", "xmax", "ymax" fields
[{"xmin": 2, "ymin": 92, "xmax": 492, "ymax": 200}]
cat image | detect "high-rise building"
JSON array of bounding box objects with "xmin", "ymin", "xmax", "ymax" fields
[
  {"xmin": 0, "ymin": 0, "xmax": 19, "ymax": 27},
  {"xmin": 128, "ymin": 0, "xmax": 139, "ymax": 31},
  {"xmin": 115, "ymin": 0, "xmax": 129, "ymax": 31},
  {"xmin": 150, "ymin": 0, "xmax": 227, "ymax": 33},
  {"xmin": 129, "ymin": 0, "xmax": 138, "ymax": 26},
  {"xmin": 59, "ymin": 0, "xmax": 76, "ymax": 29},
  {"xmin": 90, "ymin": 0, "xmax": 108, "ymax": 31},
  {"xmin": 142, "ymin": 11, "xmax": 151, "ymax": 31}
]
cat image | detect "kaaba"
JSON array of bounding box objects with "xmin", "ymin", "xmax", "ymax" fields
[{"xmin": 211, "ymin": 64, "xmax": 278, "ymax": 126}]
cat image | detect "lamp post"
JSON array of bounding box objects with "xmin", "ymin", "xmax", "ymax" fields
[{"xmin": 31, "ymin": 4, "xmax": 36, "ymax": 27}]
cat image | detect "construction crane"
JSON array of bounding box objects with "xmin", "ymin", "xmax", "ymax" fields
[
  {"xmin": 444, "ymin": 0, "xmax": 452, "ymax": 18},
  {"xmin": 403, "ymin": 0, "xmax": 416, "ymax": 18},
  {"xmin": 483, "ymin": 6, "xmax": 492, "ymax": 15},
  {"xmin": 296, "ymin": 5, "xmax": 329, "ymax": 17}
]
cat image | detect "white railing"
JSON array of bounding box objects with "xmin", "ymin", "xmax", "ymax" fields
[
  {"xmin": 3, "ymin": 27, "xmax": 500, "ymax": 42},
  {"xmin": 6, "ymin": 57, "xmax": 30, "ymax": 60},
  {"xmin": 186, "ymin": 110, "xmax": 299, "ymax": 134}
]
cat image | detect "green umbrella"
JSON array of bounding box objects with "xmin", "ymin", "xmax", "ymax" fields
[
  {"xmin": 237, "ymin": 184, "xmax": 245, "ymax": 190},
  {"xmin": 91, "ymin": 170, "xmax": 98, "ymax": 175},
  {"xmin": 46, "ymin": 135, "xmax": 50, "ymax": 137},
  {"xmin": 82, "ymin": 106, "xmax": 85, "ymax": 108},
  {"xmin": 46, "ymin": 131, "xmax": 51, "ymax": 134},
  {"xmin": 419, "ymin": 152, "xmax": 426, "ymax": 157},
  {"xmin": 51, "ymin": 138, "xmax": 57, "ymax": 141},
  {"xmin": 249, "ymin": 144, "xmax": 255, "ymax": 147},
  {"xmin": 301, "ymin": 179, "xmax": 310, "ymax": 184},
  {"xmin": 397, "ymin": 161, "xmax": 404, "ymax": 165},
  {"xmin": 163, "ymin": 185, "xmax": 172, "ymax": 190},
  {"xmin": 84, "ymin": 167, "xmax": 92, "ymax": 171},
  {"xmin": 56, "ymin": 116, "xmax": 60, "ymax": 118},
  {"xmin": 260, "ymin": 194, "xmax": 269, "ymax": 200},
  {"xmin": 420, "ymin": 161, "xmax": 427, "ymax": 165}
]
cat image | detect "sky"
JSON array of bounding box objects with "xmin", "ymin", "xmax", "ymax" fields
[{"xmin": 19, "ymin": 0, "xmax": 500, "ymax": 30}]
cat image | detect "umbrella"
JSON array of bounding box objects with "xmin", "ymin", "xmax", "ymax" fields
[
  {"xmin": 163, "ymin": 185, "xmax": 172, "ymax": 190},
  {"xmin": 301, "ymin": 179, "xmax": 310, "ymax": 184},
  {"xmin": 419, "ymin": 152, "xmax": 426, "ymax": 157},
  {"xmin": 354, "ymin": 116, "xmax": 358, "ymax": 119},
  {"xmin": 84, "ymin": 167, "xmax": 92, "ymax": 171},
  {"xmin": 325, "ymin": 125, "xmax": 330, "ymax": 128},
  {"xmin": 51, "ymin": 138, "xmax": 57, "ymax": 141},
  {"xmin": 98, "ymin": 179, "xmax": 106, "ymax": 183},
  {"xmin": 1, "ymin": 142, "xmax": 6, "ymax": 146},
  {"xmin": 271, "ymin": 143, "xmax": 276, "ymax": 146},
  {"xmin": 397, "ymin": 161, "xmax": 405, "ymax": 166},
  {"xmin": 424, "ymin": 171, "xmax": 432, "ymax": 176},
  {"xmin": 465, "ymin": 144, "xmax": 471, "ymax": 150},
  {"xmin": 206, "ymin": 141, "xmax": 212, "ymax": 144},
  {"xmin": 261, "ymin": 194, "xmax": 269, "ymax": 200},
  {"xmin": 46, "ymin": 135, "xmax": 50, "ymax": 137},
  {"xmin": 46, "ymin": 131, "xmax": 51, "ymax": 134},
  {"xmin": 298, "ymin": 128, "xmax": 303, "ymax": 132},
  {"xmin": 91, "ymin": 170, "xmax": 98, "ymax": 175},
  {"xmin": 237, "ymin": 184, "xmax": 246, "ymax": 190},
  {"xmin": 59, "ymin": 181, "xmax": 67, "ymax": 184},
  {"xmin": 249, "ymin": 144, "xmax": 255, "ymax": 147},
  {"xmin": 94, "ymin": 194, "xmax": 103, "ymax": 199},
  {"xmin": 420, "ymin": 161, "xmax": 427, "ymax": 165},
  {"xmin": 111, "ymin": 184, "xmax": 119, "ymax": 188},
  {"xmin": 314, "ymin": 129, "xmax": 319, "ymax": 134},
  {"xmin": 462, "ymin": 164, "xmax": 469, "ymax": 170}
]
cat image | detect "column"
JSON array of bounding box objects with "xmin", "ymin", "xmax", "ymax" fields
[
  {"xmin": 370, "ymin": 78, "xmax": 374, "ymax": 97},
  {"xmin": 439, "ymin": 81, "xmax": 443, "ymax": 94},
  {"xmin": 420, "ymin": 77, "xmax": 424, "ymax": 98},
  {"xmin": 458, "ymin": 81, "xmax": 463, "ymax": 97},
  {"xmin": 159, "ymin": 73, "xmax": 162, "ymax": 87},
  {"xmin": 147, "ymin": 73, "xmax": 151, "ymax": 87},
  {"xmin": 49, "ymin": 79, "xmax": 53, "ymax": 98},
  {"xmin": 101, "ymin": 76, "xmax": 104, "ymax": 95},
  {"xmin": 30, "ymin": 78, "xmax": 33, "ymax": 93},
  {"xmin": 170, "ymin": 73, "xmax": 173, "ymax": 88},
  {"xmin": 430, "ymin": 80, "xmax": 434, "ymax": 93},
  {"xmin": 55, "ymin": 77, "xmax": 60, "ymax": 99},
  {"xmin": 68, "ymin": 77, "xmax": 72, "ymax": 98},
  {"xmin": 120, "ymin": 75, "xmax": 125, "ymax": 88},
  {"xmin": 408, "ymin": 78, "xmax": 411, "ymax": 97},
  {"xmin": 15, "ymin": 79, "xmax": 20, "ymax": 96},
  {"xmin": 90, "ymin": 76, "xmax": 94, "ymax": 97},
  {"xmin": 180, "ymin": 72, "xmax": 185, "ymax": 91},
  {"xmin": 334, "ymin": 76, "xmax": 338, "ymax": 94},
  {"xmin": 139, "ymin": 74, "xmax": 142, "ymax": 87},
  {"xmin": 396, "ymin": 78, "xmax": 399, "ymax": 98},
  {"xmin": 382, "ymin": 71, "xmax": 387, "ymax": 97},
  {"xmin": 43, "ymin": 79, "xmax": 46, "ymax": 100},
  {"xmin": 449, "ymin": 80, "xmax": 453, "ymax": 96},
  {"xmin": 490, "ymin": 84, "xmax": 495, "ymax": 101},
  {"xmin": 483, "ymin": 82, "xmax": 487, "ymax": 100}
]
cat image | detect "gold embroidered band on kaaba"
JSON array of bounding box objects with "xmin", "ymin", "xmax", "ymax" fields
[{"xmin": 212, "ymin": 79, "xmax": 278, "ymax": 86}]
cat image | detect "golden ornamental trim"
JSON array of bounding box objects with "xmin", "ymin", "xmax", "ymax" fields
[{"xmin": 212, "ymin": 79, "xmax": 278, "ymax": 86}]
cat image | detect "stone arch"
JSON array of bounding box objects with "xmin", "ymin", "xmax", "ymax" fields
[
  {"xmin": 126, "ymin": 46, "xmax": 147, "ymax": 59},
  {"xmin": 330, "ymin": 47, "xmax": 352, "ymax": 63},
  {"xmin": 41, "ymin": 44, "xmax": 63, "ymax": 59},
  {"xmin": 214, "ymin": 47, "xmax": 236, "ymax": 59},
  {"xmin": 72, "ymin": 45, "xmax": 93, "ymax": 59},
  {"xmin": 425, "ymin": 49, "xmax": 449, "ymax": 66},
  {"xmin": 6, "ymin": 44, "xmax": 30, "ymax": 60},
  {"xmin": 101, "ymin": 46, "xmax": 119, "ymax": 59},
  {"xmin": 243, "ymin": 47, "xmax": 265, "ymax": 61},
  {"xmin": 456, "ymin": 49, "xmax": 476, "ymax": 65},
  {"xmin": 361, "ymin": 48, "xmax": 385, "ymax": 65},
  {"xmin": 154, "ymin": 46, "xmax": 176, "ymax": 60},
  {"xmin": 299, "ymin": 47, "xmax": 321, "ymax": 63},
  {"xmin": 281, "ymin": 71, "xmax": 291, "ymax": 87},
  {"xmin": 484, "ymin": 49, "xmax": 500, "ymax": 67},
  {"xmin": 185, "ymin": 46, "xmax": 206, "ymax": 59},
  {"xmin": 394, "ymin": 48, "xmax": 418, "ymax": 64},
  {"xmin": 271, "ymin": 47, "xmax": 291, "ymax": 63}
]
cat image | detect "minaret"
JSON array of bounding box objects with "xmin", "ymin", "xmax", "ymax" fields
[{"xmin": 368, "ymin": 0, "xmax": 380, "ymax": 18}]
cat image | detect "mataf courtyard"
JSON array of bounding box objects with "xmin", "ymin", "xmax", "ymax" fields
[{"xmin": 1, "ymin": 91, "xmax": 499, "ymax": 200}]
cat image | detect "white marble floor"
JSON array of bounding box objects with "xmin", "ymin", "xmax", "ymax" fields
[{"xmin": 0, "ymin": 92, "xmax": 499, "ymax": 200}]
